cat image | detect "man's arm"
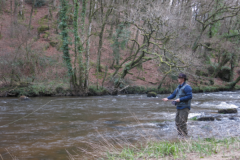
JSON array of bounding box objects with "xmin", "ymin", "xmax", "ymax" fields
[
  {"xmin": 179, "ymin": 85, "xmax": 192, "ymax": 102},
  {"xmin": 162, "ymin": 89, "xmax": 177, "ymax": 101}
]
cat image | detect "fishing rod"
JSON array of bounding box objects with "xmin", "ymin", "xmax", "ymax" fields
[{"xmin": 162, "ymin": 99, "xmax": 178, "ymax": 105}]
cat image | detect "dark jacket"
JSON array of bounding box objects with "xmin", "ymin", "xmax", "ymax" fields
[{"xmin": 167, "ymin": 82, "xmax": 192, "ymax": 110}]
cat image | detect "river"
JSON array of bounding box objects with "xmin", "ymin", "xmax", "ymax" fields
[{"xmin": 0, "ymin": 91, "xmax": 240, "ymax": 159}]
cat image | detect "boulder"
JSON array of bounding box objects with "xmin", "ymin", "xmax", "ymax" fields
[
  {"xmin": 19, "ymin": 95, "xmax": 31, "ymax": 101},
  {"xmin": 147, "ymin": 92, "xmax": 157, "ymax": 97},
  {"xmin": 197, "ymin": 117, "xmax": 215, "ymax": 121},
  {"xmin": 218, "ymin": 108, "xmax": 237, "ymax": 114}
]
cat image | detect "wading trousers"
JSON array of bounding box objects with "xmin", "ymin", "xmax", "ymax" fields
[{"xmin": 175, "ymin": 108, "xmax": 189, "ymax": 136}]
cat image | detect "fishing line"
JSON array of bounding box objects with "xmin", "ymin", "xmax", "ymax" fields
[
  {"xmin": 0, "ymin": 96, "xmax": 174, "ymax": 128},
  {"xmin": 0, "ymin": 100, "xmax": 54, "ymax": 128},
  {"xmin": 0, "ymin": 97, "xmax": 103, "ymax": 128}
]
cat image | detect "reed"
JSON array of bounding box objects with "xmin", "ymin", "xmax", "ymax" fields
[
  {"xmin": 66, "ymin": 113, "xmax": 240, "ymax": 160},
  {"xmin": 67, "ymin": 136, "xmax": 240, "ymax": 160}
]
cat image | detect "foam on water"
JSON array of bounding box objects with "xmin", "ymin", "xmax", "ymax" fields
[
  {"xmin": 198, "ymin": 101, "xmax": 238, "ymax": 109},
  {"xmin": 127, "ymin": 123, "xmax": 157, "ymax": 128},
  {"xmin": 188, "ymin": 113, "xmax": 202, "ymax": 119},
  {"xmin": 215, "ymin": 102, "xmax": 238, "ymax": 109}
]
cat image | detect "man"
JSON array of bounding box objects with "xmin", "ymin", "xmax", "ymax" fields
[{"xmin": 162, "ymin": 73, "xmax": 192, "ymax": 137}]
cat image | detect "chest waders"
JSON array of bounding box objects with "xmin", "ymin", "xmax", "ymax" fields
[{"xmin": 175, "ymin": 83, "xmax": 191, "ymax": 136}]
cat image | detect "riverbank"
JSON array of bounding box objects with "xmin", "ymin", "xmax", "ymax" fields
[
  {"xmin": 76, "ymin": 137, "xmax": 240, "ymax": 160},
  {"xmin": 1, "ymin": 83, "xmax": 240, "ymax": 97}
]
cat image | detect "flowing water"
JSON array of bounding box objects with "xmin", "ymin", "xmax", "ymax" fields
[{"xmin": 1, "ymin": 91, "xmax": 240, "ymax": 159}]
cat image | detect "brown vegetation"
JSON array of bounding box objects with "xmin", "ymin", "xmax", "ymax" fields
[{"xmin": 1, "ymin": 0, "xmax": 240, "ymax": 95}]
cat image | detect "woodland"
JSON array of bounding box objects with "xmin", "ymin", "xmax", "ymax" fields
[{"xmin": 1, "ymin": 0, "xmax": 240, "ymax": 96}]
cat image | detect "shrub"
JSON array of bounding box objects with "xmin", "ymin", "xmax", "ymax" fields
[
  {"xmin": 207, "ymin": 65, "xmax": 215, "ymax": 75},
  {"xmin": 218, "ymin": 66, "xmax": 231, "ymax": 82},
  {"xmin": 55, "ymin": 86, "xmax": 64, "ymax": 93},
  {"xmin": 88, "ymin": 86, "xmax": 108, "ymax": 96},
  {"xmin": 196, "ymin": 70, "xmax": 208, "ymax": 77},
  {"xmin": 37, "ymin": 25, "xmax": 49, "ymax": 34}
]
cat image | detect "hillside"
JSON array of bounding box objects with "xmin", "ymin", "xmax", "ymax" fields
[{"xmin": 0, "ymin": 0, "xmax": 240, "ymax": 96}]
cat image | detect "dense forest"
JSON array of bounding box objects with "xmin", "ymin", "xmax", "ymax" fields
[{"xmin": 1, "ymin": 0, "xmax": 240, "ymax": 96}]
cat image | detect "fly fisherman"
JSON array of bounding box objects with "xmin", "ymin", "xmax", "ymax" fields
[{"xmin": 162, "ymin": 73, "xmax": 192, "ymax": 137}]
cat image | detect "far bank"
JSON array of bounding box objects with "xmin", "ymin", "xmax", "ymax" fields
[{"xmin": 1, "ymin": 83, "xmax": 240, "ymax": 97}]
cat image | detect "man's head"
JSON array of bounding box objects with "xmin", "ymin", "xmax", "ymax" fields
[{"xmin": 178, "ymin": 73, "xmax": 187, "ymax": 84}]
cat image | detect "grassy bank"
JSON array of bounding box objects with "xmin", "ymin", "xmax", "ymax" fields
[
  {"xmin": 1, "ymin": 83, "xmax": 240, "ymax": 97},
  {"xmin": 99, "ymin": 137, "xmax": 240, "ymax": 160},
  {"xmin": 0, "ymin": 82, "xmax": 109, "ymax": 97}
]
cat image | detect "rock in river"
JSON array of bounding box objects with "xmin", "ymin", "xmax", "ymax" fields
[
  {"xmin": 147, "ymin": 92, "xmax": 157, "ymax": 97},
  {"xmin": 197, "ymin": 117, "xmax": 215, "ymax": 121},
  {"xmin": 218, "ymin": 108, "xmax": 237, "ymax": 114}
]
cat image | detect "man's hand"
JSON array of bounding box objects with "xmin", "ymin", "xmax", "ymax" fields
[
  {"xmin": 162, "ymin": 98, "xmax": 169, "ymax": 102},
  {"xmin": 175, "ymin": 98, "xmax": 180, "ymax": 102}
]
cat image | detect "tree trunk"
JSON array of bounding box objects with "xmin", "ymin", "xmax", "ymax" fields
[
  {"xmin": 158, "ymin": 73, "xmax": 168, "ymax": 89},
  {"xmin": 229, "ymin": 75, "xmax": 240, "ymax": 89},
  {"xmin": 10, "ymin": 0, "xmax": 13, "ymax": 15},
  {"xmin": 230, "ymin": 53, "xmax": 237, "ymax": 82},
  {"xmin": 108, "ymin": 9, "xmax": 115, "ymax": 38},
  {"xmin": 130, "ymin": 28, "xmax": 139, "ymax": 56},
  {"xmin": 48, "ymin": 0, "xmax": 53, "ymax": 20},
  {"xmin": 78, "ymin": 0, "xmax": 87, "ymax": 88},
  {"xmin": 28, "ymin": 0, "xmax": 36, "ymax": 34},
  {"xmin": 13, "ymin": 0, "xmax": 18, "ymax": 25},
  {"xmin": 84, "ymin": 0, "xmax": 96, "ymax": 90},
  {"xmin": 97, "ymin": 5, "xmax": 113, "ymax": 72},
  {"xmin": 73, "ymin": 0, "xmax": 80, "ymax": 88},
  {"xmin": 53, "ymin": 0, "xmax": 57, "ymax": 9},
  {"xmin": 60, "ymin": 0, "xmax": 74, "ymax": 86},
  {"xmin": 19, "ymin": 0, "xmax": 24, "ymax": 19},
  {"xmin": 113, "ymin": 18, "xmax": 124, "ymax": 65}
]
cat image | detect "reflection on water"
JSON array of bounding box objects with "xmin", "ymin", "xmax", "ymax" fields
[{"xmin": 0, "ymin": 91, "xmax": 240, "ymax": 159}]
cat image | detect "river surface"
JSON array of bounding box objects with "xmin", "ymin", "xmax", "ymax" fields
[{"xmin": 0, "ymin": 91, "xmax": 240, "ymax": 159}]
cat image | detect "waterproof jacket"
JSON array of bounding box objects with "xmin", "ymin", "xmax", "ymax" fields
[{"xmin": 167, "ymin": 82, "xmax": 192, "ymax": 110}]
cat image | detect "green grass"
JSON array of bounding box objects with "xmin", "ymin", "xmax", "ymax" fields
[
  {"xmin": 190, "ymin": 116, "xmax": 198, "ymax": 121},
  {"xmin": 104, "ymin": 137, "xmax": 240, "ymax": 160},
  {"xmin": 88, "ymin": 85, "xmax": 108, "ymax": 96}
]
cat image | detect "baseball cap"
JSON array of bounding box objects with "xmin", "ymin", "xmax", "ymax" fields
[{"xmin": 178, "ymin": 73, "xmax": 188, "ymax": 80}]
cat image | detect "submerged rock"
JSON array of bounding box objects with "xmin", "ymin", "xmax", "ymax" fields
[
  {"xmin": 104, "ymin": 120, "xmax": 122, "ymax": 125},
  {"xmin": 147, "ymin": 92, "xmax": 157, "ymax": 97},
  {"xmin": 19, "ymin": 95, "xmax": 31, "ymax": 101},
  {"xmin": 218, "ymin": 108, "xmax": 237, "ymax": 114},
  {"xmin": 197, "ymin": 117, "xmax": 215, "ymax": 121}
]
